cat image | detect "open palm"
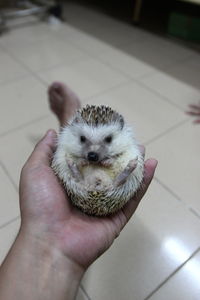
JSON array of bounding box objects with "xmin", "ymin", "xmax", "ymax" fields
[{"xmin": 19, "ymin": 130, "xmax": 157, "ymax": 270}]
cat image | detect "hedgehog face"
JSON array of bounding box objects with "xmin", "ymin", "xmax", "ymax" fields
[{"xmin": 60, "ymin": 121, "xmax": 134, "ymax": 164}]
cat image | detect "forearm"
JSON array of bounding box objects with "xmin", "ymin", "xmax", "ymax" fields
[{"xmin": 0, "ymin": 227, "xmax": 84, "ymax": 300}]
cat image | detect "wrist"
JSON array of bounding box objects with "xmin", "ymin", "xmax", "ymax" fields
[
  {"xmin": 0, "ymin": 225, "xmax": 85, "ymax": 300},
  {"xmin": 18, "ymin": 225, "xmax": 85, "ymax": 277}
]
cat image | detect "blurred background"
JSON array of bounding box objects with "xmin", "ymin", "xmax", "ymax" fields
[{"xmin": 0, "ymin": 1, "xmax": 200, "ymax": 300}]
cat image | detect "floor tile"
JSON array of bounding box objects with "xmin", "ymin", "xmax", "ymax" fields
[
  {"xmin": 146, "ymin": 120, "xmax": 200, "ymax": 215},
  {"xmin": 164, "ymin": 54, "xmax": 200, "ymax": 90},
  {"xmin": 64, "ymin": 2, "xmax": 121, "ymax": 30},
  {"xmin": 57, "ymin": 11, "xmax": 151, "ymax": 58},
  {"xmin": 0, "ymin": 76, "xmax": 49, "ymax": 135},
  {"xmin": 0, "ymin": 115, "xmax": 59, "ymax": 187},
  {"xmin": 60, "ymin": 29, "xmax": 119, "ymax": 57},
  {"xmin": 81, "ymin": 180, "xmax": 200, "ymax": 300},
  {"xmin": 0, "ymin": 219, "xmax": 20, "ymax": 264},
  {"xmin": 64, "ymin": 3, "xmax": 148, "ymax": 46},
  {"xmin": 0, "ymin": 22, "xmax": 54, "ymax": 48},
  {"xmin": 96, "ymin": 46, "xmax": 157, "ymax": 79},
  {"xmin": 0, "ymin": 48, "xmax": 29, "ymax": 85},
  {"xmin": 7, "ymin": 36, "xmax": 88, "ymax": 72},
  {"xmin": 149, "ymin": 250, "xmax": 200, "ymax": 300},
  {"xmin": 66, "ymin": 23, "xmax": 149, "ymax": 54},
  {"xmin": 96, "ymin": 22, "xmax": 149, "ymax": 46},
  {"xmin": 86, "ymin": 81, "xmax": 187, "ymax": 144},
  {"xmin": 0, "ymin": 164, "xmax": 19, "ymax": 227},
  {"xmin": 121, "ymin": 35, "xmax": 195, "ymax": 71},
  {"xmin": 76, "ymin": 288, "xmax": 89, "ymax": 300},
  {"xmin": 141, "ymin": 61, "xmax": 200, "ymax": 110},
  {"xmin": 38, "ymin": 58, "xmax": 128, "ymax": 100}
]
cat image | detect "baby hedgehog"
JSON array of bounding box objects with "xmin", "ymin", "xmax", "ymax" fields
[{"xmin": 52, "ymin": 105, "xmax": 144, "ymax": 216}]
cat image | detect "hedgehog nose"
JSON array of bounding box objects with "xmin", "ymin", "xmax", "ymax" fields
[{"xmin": 88, "ymin": 152, "xmax": 99, "ymax": 162}]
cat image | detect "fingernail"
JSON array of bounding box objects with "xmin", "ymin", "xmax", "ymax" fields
[
  {"xmin": 153, "ymin": 159, "xmax": 158, "ymax": 168},
  {"xmin": 147, "ymin": 158, "xmax": 158, "ymax": 168},
  {"xmin": 52, "ymin": 82, "xmax": 60, "ymax": 90},
  {"xmin": 46, "ymin": 129, "xmax": 55, "ymax": 137}
]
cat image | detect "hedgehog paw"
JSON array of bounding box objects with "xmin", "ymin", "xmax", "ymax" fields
[
  {"xmin": 67, "ymin": 160, "xmax": 83, "ymax": 182},
  {"xmin": 113, "ymin": 158, "xmax": 138, "ymax": 187},
  {"xmin": 78, "ymin": 158, "xmax": 89, "ymax": 167},
  {"xmin": 100, "ymin": 158, "xmax": 114, "ymax": 167}
]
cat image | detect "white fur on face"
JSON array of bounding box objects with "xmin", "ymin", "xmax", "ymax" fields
[{"xmin": 57, "ymin": 122, "xmax": 137, "ymax": 161}]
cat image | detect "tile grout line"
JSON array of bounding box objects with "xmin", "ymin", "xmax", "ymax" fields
[
  {"xmin": 80, "ymin": 48, "xmax": 191, "ymax": 115},
  {"xmin": 0, "ymin": 114, "xmax": 50, "ymax": 138},
  {"xmin": 137, "ymin": 52, "xmax": 197, "ymax": 82},
  {"xmin": 54, "ymin": 31, "xmax": 138, "ymax": 80},
  {"xmin": 69, "ymin": 42, "xmax": 197, "ymax": 113},
  {"xmin": 154, "ymin": 177, "xmax": 200, "ymax": 222},
  {"xmin": 0, "ymin": 40, "xmax": 90, "ymax": 88},
  {"xmin": 33, "ymin": 55, "xmax": 130, "ymax": 89},
  {"xmin": 144, "ymin": 247, "xmax": 200, "ymax": 300},
  {"xmin": 154, "ymin": 177, "xmax": 182, "ymax": 203},
  {"xmin": 2, "ymin": 24, "xmax": 190, "ymax": 117},
  {"xmin": 63, "ymin": 19, "xmax": 197, "ymax": 80},
  {"xmin": 0, "ymin": 160, "xmax": 18, "ymax": 192},
  {"xmin": 64, "ymin": 29, "xmax": 199, "ymax": 114},
  {"xmin": 83, "ymin": 78, "xmax": 132, "ymax": 102},
  {"xmin": 0, "ymin": 160, "xmax": 21, "ymax": 231},
  {"xmin": 80, "ymin": 284, "xmax": 92, "ymax": 300},
  {"xmin": 0, "ymin": 43, "xmax": 42, "ymax": 85},
  {"xmin": 134, "ymin": 79, "xmax": 187, "ymax": 113},
  {"xmin": 1, "ymin": 38, "xmax": 135, "ymax": 108},
  {"xmin": 189, "ymin": 208, "xmax": 200, "ymax": 220},
  {"xmin": 0, "ymin": 216, "xmax": 20, "ymax": 230},
  {"xmin": 2, "ymin": 24, "xmax": 136, "ymax": 89},
  {"xmin": 144, "ymin": 118, "xmax": 191, "ymax": 146},
  {"xmin": 1, "ymin": 21, "xmax": 197, "ymax": 116},
  {"xmin": 0, "ymin": 72, "xmax": 33, "ymax": 88},
  {"xmin": 59, "ymin": 20, "xmax": 146, "ymax": 51},
  {"xmin": 73, "ymin": 29, "xmax": 199, "ymax": 116},
  {"xmin": 23, "ymin": 54, "xmax": 93, "ymax": 85}
]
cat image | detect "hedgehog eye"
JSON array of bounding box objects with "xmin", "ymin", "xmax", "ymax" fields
[
  {"xmin": 105, "ymin": 135, "xmax": 112, "ymax": 143},
  {"xmin": 80, "ymin": 135, "xmax": 86, "ymax": 143}
]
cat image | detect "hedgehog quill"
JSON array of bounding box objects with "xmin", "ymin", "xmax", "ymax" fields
[{"xmin": 52, "ymin": 105, "xmax": 144, "ymax": 216}]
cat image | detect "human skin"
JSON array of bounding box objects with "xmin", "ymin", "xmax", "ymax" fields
[
  {"xmin": 0, "ymin": 130, "xmax": 157, "ymax": 300},
  {"xmin": 186, "ymin": 103, "xmax": 200, "ymax": 124}
]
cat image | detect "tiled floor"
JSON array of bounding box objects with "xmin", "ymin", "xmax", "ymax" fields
[{"xmin": 0, "ymin": 3, "xmax": 200, "ymax": 300}]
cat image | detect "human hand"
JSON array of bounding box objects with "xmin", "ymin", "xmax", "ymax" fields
[
  {"xmin": 186, "ymin": 102, "xmax": 200, "ymax": 124},
  {"xmin": 19, "ymin": 130, "xmax": 157, "ymax": 271}
]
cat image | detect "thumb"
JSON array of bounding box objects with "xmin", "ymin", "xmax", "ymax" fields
[{"xmin": 25, "ymin": 130, "xmax": 57, "ymax": 168}]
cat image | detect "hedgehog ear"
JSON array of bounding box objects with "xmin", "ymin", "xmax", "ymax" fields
[{"xmin": 72, "ymin": 112, "xmax": 83, "ymax": 124}]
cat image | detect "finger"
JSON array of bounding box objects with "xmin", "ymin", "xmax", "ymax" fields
[
  {"xmin": 186, "ymin": 111, "xmax": 200, "ymax": 116},
  {"xmin": 188, "ymin": 104, "xmax": 200, "ymax": 110},
  {"xmin": 113, "ymin": 159, "xmax": 138, "ymax": 187},
  {"xmin": 194, "ymin": 119, "xmax": 200, "ymax": 124},
  {"xmin": 122, "ymin": 158, "xmax": 158, "ymax": 222},
  {"xmin": 26, "ymin": 130, "xmax": 57, "ymax": 168}
]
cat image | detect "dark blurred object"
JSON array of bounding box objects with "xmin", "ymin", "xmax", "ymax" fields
[
  {"xmin": 168, "ymin": 11, "xmax": 200, "ymax": 41},
  {"xmin": 0, "ymin": 1, "xmax": 55, "ymax": 33},
  {"xmin": 186, "ymin": 102, "xmax": 200, "ymax": 124},
  {"xmin": 168, "ymin": 1, "xmax": 200, "ymax": 41},
  {"xmin": 48, "ymin": 1, "xmax": 63, "ymax": 19},
  {"xmin": 67, "ymin": 0, "xmax": 200, "ymax": 38},
  {"xmin": 0, "ymin": 1, "xmax": 15, "ymax": 8}
]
